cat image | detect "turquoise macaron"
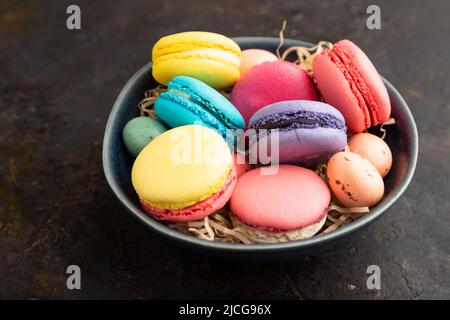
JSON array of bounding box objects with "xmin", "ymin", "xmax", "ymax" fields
[{"xmin": 154, "ymin": 76, "xmax": 245, "ymax": 139}]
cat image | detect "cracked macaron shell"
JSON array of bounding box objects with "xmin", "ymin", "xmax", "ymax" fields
[
  {"xmin": 313, "ymin": 39, "xmax": 391, "ymax": 133},
  {"xmin": 152, "ymin": 31, "xmax": 241, "ymax": 89},
  {"xmin": 327, "ymin": 151, "xmax": 384, "ymax": 207},
  {"xmin": 155, "ymin": 76, "xmax": 245, "ymax": 138}
]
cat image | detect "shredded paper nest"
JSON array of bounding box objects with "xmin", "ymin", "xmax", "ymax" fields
[
  {"xmin": 166, "ymin": 118, "xmax": 395, "ymax": 244},
  {"xmin": 276, "ymin": 21, "xmax": 333, "ymax": 76},
  {"xmin": 168, "ymin": 164, "xmax": 369, "ymax": 244},
  {"xmin": 137, "ymin": 21, "xmax": 397, "ymax": 244}
]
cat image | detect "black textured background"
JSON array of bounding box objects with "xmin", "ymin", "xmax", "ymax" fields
[{"xmin": 0, "ymin": 0, "xmax": 449, "ymax": 299}]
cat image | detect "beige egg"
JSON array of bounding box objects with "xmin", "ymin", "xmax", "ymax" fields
[
  {"xmin": 240, "ymin": 49, "xmax": 278, "ymax": 77},
  {"xmin": 327, "ymin": 151, "xmax": 384, "ymax": 208},
  {"xmin": 348, "ymin": 133, "xmax": 392, "ymax": 178}
]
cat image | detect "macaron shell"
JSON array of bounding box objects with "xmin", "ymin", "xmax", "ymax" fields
[
  {"xmin": 166, "ymin": 76, "xmax": 244, "ymax": 129},
  {"xmin": 348, "ymin": 133, "xmax": 392, "ymax": 177},
  {"xmin": 230, "ymin": 213, "xmax": 326, "ymax": 242},
  {"xmin": 152, "ymin": 32, "xmax": 241, "ymax": 58},
  {"xmin": 230, "ymin": 165, "xmax": 330, "ymax": 231},
  {"xmin": 155, "ymin": 76, "xmax": 245, "ymax": 141},
  {"xmin": 327, "ymin": 151, "xmax": 384, "ymax": 207},
  {"xmin": 153, "ymin": 57, "xmax": 240, "ymax": 89},
  {"xmin": 313, "ymin": 51, "xmax": 369, "ymax": 132},
  {"xmin": 230, "ymin": 61, "xmax": 319, "ymax": 125},
  {"xmin": 140, "ymin": 167, "xmax": 237, "ymax": 222},
  {"xmin": 152, "ymin": 32, "xmax": 241, "ymax": 89},
  {"xmin": 132, "ymin": 125, "xmax": 232, "ymax": 209},
  {"xmin": 240, "ymin": 49, "xmax": 278, "ymax": 77},
  {"xmin": 251, "ymin": 126, "xmax": 347, "ymax": 165},
  {"xmin": 155, "ymin": 91, "xmax": 234, "ymax": 138},
  {"xmin": 155, "ymin": 94, "xmax": 214, "ymax": 128},
  {"xmin": 334, "ymin": 40, "xmax": 391, "ymax": 125},
  {"xmin": 313, "ymin": 40, "xmax": 391, "ymax": 132},
  {"xmin": 122, "ymin": 117, "xmax": 168, "ymax": 157}
]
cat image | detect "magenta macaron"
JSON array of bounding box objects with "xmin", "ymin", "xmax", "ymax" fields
[
  {"xmin": 313, "ymin": 39, "xmax": 391, "ymax": 133},
  {"xmin": 230, "ymin": 165, "xmax": 330, "ymax": 242},
  {"xmin": 230, "ymin": 60, "xmax": 319, "ymax": 126}
]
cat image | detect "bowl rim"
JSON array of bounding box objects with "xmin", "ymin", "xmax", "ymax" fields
[{"xmin": 103, "ymin": 37, "xmax": 418, "ymax": 253}]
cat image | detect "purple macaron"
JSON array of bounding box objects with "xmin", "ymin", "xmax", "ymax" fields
[{"xmin": 248, "ymin": 100, "xmax": 347, "ymax": 166}]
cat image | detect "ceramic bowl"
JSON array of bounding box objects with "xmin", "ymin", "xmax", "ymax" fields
[{"xmin": 103, "ymin": 37, "xmax": 418, "ymax": 259}]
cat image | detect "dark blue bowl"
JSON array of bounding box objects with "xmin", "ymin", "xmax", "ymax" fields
[{"xmin": 103, "ymin": 37, "xmax": 418, "ymax": 259}]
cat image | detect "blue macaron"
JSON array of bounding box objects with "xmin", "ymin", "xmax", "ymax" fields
[{"xmin": 154, "ymin": 76, "xmax": 245, "ymax": 140}]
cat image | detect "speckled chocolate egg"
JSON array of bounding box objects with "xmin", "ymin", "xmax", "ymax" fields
[
  {"xmin": 327, "ymin": 151, "xmax": 384, "ymax": 207},
  {"xmin": 348, "ymin": 133, "xmax": 392, "ymax": 178}
]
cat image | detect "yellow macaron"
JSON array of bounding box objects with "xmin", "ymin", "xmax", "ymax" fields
[
  {"xmin": 131, "ymin": 125, "xmax": 233, "ymax": 211},
  {"xmin": 152, "ymin": 31, "xmax": 241, "ymax": 89}
]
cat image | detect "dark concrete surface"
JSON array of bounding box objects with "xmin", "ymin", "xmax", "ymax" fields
[{"xmin": 0, "ymin": 0, "xmax": 449, "ymax": 299}]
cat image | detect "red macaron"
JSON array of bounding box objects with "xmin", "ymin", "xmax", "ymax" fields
[
  {"xmin": 230, "ymin": 60, "xmax": 319, "ymax": 125},
  {"xmin": 313, "ymin": 40, "xmax": 391, "ymax": 133}
]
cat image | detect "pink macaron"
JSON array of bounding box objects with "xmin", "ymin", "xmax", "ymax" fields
[
  {"xmin": 313, "ymin": 39, "xmax": 391, "ymax": 133},
  {"xmin": 230, "ymin": 165, "xmax": 330, "ymax": 241},
  {"xmin": 230, "ymin": 60, "xmax": 319, "ymax": 125}
]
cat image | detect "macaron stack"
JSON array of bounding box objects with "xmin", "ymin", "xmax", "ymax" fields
[{"xmin": 123, "ymin": 31, "xmax": 394, "ymax": 244}]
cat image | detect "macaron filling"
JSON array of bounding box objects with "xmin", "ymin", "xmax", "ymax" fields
[
  {"xmin": 157, "ymin": 92, "xmax": 229, "ymax": 137},
  {"xmin": 249, "ymin": 110, "xmax": 346, "ymax": 131},
  {"xmin": 154, "ymin": 41, "xmax": 240, "ymax": 55},
  {"xmin": 167, "ymin": 88, "xmax": 234, "ymax": 128},
  {"xmin": 154, "ymin": 49, "xmax": 240, "ymax": 68}
]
